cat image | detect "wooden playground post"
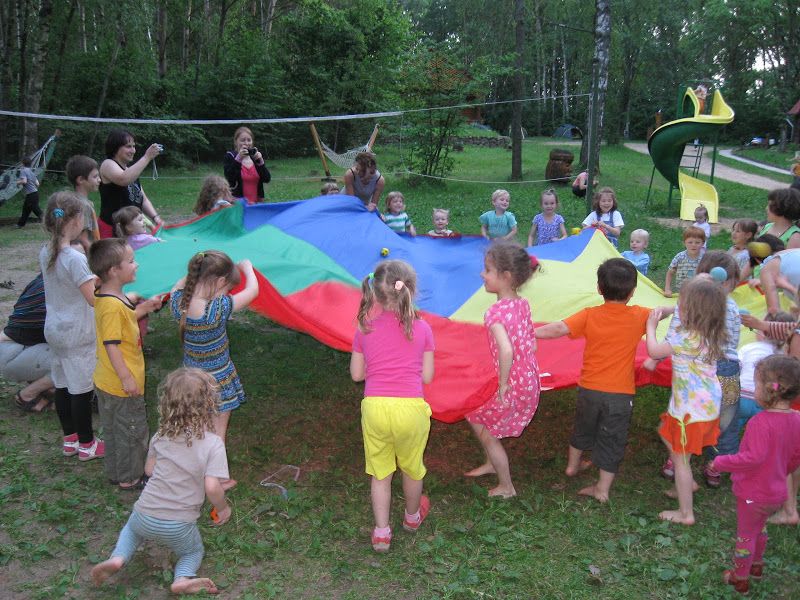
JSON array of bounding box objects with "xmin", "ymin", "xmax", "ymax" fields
[
  {"xmin": 366, "ymin": 124, "xmax": 379, "ymax": 151},
  {"xmin": 309, "ymin": 123, "xmax": 331, "ymax": 178}
]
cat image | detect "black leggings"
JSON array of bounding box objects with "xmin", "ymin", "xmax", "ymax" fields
[{"xmin": 54, "ymin": 388, "xmax": 95, "ymax": 443}]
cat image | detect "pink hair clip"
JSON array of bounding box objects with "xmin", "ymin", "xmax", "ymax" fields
[
  {"xmin": 394, "ymin": 280, "xmax": 404, "ymax": 291},
  {"xmin": 772, "ymin": 382, "xmax": 780, "ymax": 391}
]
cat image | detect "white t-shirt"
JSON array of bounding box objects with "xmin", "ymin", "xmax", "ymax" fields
[
  {"xmin": 737, "ymin": 341, "xmax": 778, "ymax": 399},
  {"xmin": 693, "ymin": 221, "xmax": 712, "ymax": 246},
  {"xmin": 39, "ymin": 245, "xmax": 96, "ymax": 353}
]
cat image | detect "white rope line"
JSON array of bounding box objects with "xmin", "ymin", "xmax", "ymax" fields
[
  {"xmin": 400, "ymin": 168, "xmax": 569, "ymax": 185},
  {"xmin": 0, "ymin": 93, "xmax": 590, "ymax": 125}
]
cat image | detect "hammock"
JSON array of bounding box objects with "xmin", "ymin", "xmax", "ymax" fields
[
  {"xmin": 309, "ymin": 123, "xmax": 379, "ymax": 174},
  {"xmin": 0, "ymin": 133, "xmax": 59, "ymax": 206}
]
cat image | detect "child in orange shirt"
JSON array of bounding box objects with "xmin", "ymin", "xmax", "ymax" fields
[{"xmin": 536, "ymin": 258, "xmax": 672, "ymax": 502}]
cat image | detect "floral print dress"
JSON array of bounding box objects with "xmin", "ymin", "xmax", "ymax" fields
[{"xmin": 467, "ymin": 298, "xmax": 540, "ymax": 438}]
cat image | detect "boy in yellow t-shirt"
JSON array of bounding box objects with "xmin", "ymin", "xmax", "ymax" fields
[{"xmin": 88, "ymin": 239, "xmax": 162, "ymax": 490}]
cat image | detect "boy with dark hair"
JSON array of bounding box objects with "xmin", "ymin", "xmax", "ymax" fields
[
  {"xmin": 16, "ymin": 156, "xmax": 41, "ymax": 228},
  {"xmin": 536, "ymin": 258, "xmax": 672, "ymax": 502},
  {"xmin": 66, "ymin": 155, "xmax": 101, "ymax": 244}
]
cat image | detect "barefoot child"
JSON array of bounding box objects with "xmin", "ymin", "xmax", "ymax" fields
[
  {"xmin": 171, "ymin": 251, "xmax": 258, "ymax": 490},
  {"xmin": 465, "ymin": 242, "xmax": 540, "ymax": 498},
  {"xmin": 88, "ymin": 239, "xmax": 163, "ymax": 490},
  {"xmin": 536, "ymin": 259, "xmax": 668, "ymax": 502},
  {"xmin": 711, "ymin": 355, "xmax": 800, "ymax": 595},
  {"xmin": 646, "ymin": 276, "xmax": 728, "ymax": 525},
  {"xmin": 91, "ymin": 368, "xmax": 232, "ymax": 595},
  {"xmin": 350, "ymin": 260, "xmax": 434, "ymax": 552}
]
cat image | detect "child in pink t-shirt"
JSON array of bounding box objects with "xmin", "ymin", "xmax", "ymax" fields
[
  {"xmin": 711, "ymin": 355, "xmax": 800, "ymax": 595},
  {"xmin": 350, "ymin": 260, "xmax": 435, "ymax": 553}
]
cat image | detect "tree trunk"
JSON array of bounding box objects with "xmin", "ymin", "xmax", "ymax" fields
[
  {"xmin": 78, "ymin": 0, "xmax": 86, "ymax": 52},
  {"xmin": 87, "ymin": 29, "xmax": 125, "ymax": 156},
  {"xmin": 266, "ymin": 0, "xmax": 277, "ymax": 36},
  {"xmin": 47, "ymin": 0, "xmax": 77, "ymax": 111},
  {"xmin": 560, "ymin": 25, "xmax": 568, "ymax": 122},
  {"xmin": 581, "ymin": 0, "xmax": 610, "ymax": 175},
  {"xmin": 181, "ymin": 0, "xmax": 191, "ymax": 71},
  {"xmin": 510, "ymin": 0, "xmax": 524, "ymax": 180},
  {"xmin": 0, "ymin": 0, "xmax": 16, "ymax": 160},
  {"xmin": 157, "ymin": 0, "xmax": 167, "ymax": 78},
  {"xmin": 21, "ymin": 0, "xmax": 54, "ymax": 155}
]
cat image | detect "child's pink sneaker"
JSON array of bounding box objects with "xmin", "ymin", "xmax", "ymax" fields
[
  {"xmin": 63, "ymin": 433, "xmax": 79, "ymax": 457},
  {"xmin": 78, "ymin": 438, "xmax": 105, "ymax": 461},
  {"xmin": 403, "ymin": 495, "xmax": 431, "ymax": 532},
  {"xmin": 371, "ymin": 528, "xmax": 392, "ymax": 553}
]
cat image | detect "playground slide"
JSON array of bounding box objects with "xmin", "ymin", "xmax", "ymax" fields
[{"xmin": 647, "ymin": 88, "xmax": 734, "ymax": 222}]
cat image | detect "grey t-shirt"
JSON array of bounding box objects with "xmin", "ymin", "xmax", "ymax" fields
[
  {"xmin": 19, "ymin": 167, "xmax": 38, "ymax": 193},
  {"xmin": 135, "ymin": 431, "xmax": 229, "ymax": 522},
  {"xmin": 39, "ymin": 245, "xmax": 96, "ymax": 353}
]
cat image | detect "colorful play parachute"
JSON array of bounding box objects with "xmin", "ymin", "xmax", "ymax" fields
[{"xmin": 132, "ymin": 195, "xmax": 766, "ymax": 422}]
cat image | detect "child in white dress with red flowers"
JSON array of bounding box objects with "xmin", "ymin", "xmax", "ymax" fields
[{"xmin": 465, "ymin": 242, "xmax": 540, "ymax": 498}]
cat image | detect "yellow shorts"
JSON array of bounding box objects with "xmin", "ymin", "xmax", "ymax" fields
[{"xmin": 361, "ymin": 396, "xmax": 432, "ymax": 480}]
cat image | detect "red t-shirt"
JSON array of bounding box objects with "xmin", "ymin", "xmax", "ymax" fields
[
  {"xmin": 240, "ymin": 162, "xmax": 260, "ymax": 205},
  {"xmin": 353, "ymin": 311, "xmax": 434, "ymax": 398},
  {"xmin": 563, "ymin": 302, "xmax": 650, "ymax": 395}
]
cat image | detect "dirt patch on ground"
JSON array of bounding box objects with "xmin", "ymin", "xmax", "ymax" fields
[
  {"xmin": 652, "ymin": 213, "xmax": 737, "ymax": 234},
  {"xmin": 0, "ymin": 236, "xmax": 46, "ymax": 324}
]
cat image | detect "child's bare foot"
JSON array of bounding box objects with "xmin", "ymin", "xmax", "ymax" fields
[
  {"xmin": 220, "ymin": 478, "xmax": 237, "ymax": 491},
  {"xmin": 170, "ymin": 577, "xmax": 219, "ymax": 595},
  {"xmin": 565, "ymin": 460, "xmax": 593, "ymax": 477},
  {"xmin": 767, "ymin": 509, "xmax": 800, "ymax": 525},
  {"xmin": 91, "ymin": 557, "xmax": 124, "ymax": 586},
  {"xmin": 577, "ymin": 484, "xmax": 608, "ymax": 503},
  {"xmin": 465, "ymin": 463, "xmax": 496, "ymax": 477},
  {"xmin": 488, "ymin": 485, "xmax": 516, "ymax": 499},
  {"xmin": 664, "ymin": 480, "xmax": 699, "ymax": 498},
  {"xmin": 658, "ymin": 510, "xmax": 695, "ymax": 525}
]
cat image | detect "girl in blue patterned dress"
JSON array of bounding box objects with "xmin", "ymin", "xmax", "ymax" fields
[
  {"xmin": 170, "ymin": 251, "xmax": 258, "ymax": 489},
  {"xmin": 527, "ymin": 189, "xmax": 566, "ymax": 246}
]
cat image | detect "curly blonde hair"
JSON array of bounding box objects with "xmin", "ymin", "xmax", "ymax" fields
[
  {"xmin": 156, "ymin": 368, "xmax": 218, "ymax": 446},
  {"xmin": 194, "ymin": 175, "xmax": 233, "ymax": 215},
  {"xmin": 357, "ymin": 260, "xmax": 419, "ymax": 340}
]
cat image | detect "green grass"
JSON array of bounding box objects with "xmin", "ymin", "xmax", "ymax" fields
[
  {"xmin": 1, "ymin": 140, "xmax": 798, "ymax": 598},
  {"xmin": 732, "ymin": 144, "xmax": 799, "ymax": 170}
]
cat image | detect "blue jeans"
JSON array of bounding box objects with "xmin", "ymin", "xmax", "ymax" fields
[
  {"xmin": 111, "ymin": 510, "xmax": 204, "ymax": 580},
  {"xmin": 706, "ymin": 358, "xmax": 741, "ymax": 460},
  {"xmin": 722, "ymin": 397, "xmax": 763, "ymax": 455}
]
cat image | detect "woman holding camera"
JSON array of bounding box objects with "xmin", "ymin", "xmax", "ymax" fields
[
  {"xmin": 98, "ymin": 129, "xmax": 164, "ymax": 238},
  {"xmin": 224, "ymin": 126, "xmax": 271, "ymax": 205}
]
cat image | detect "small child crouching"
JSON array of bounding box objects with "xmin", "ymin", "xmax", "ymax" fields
[{"xmin": 91, "ymin": 368, "xmax": 232, "ymax": 595}]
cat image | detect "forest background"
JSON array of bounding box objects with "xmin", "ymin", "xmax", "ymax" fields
[{"xmin": 1, "ymin": 0, "xmax": 799, "ymax": 171}]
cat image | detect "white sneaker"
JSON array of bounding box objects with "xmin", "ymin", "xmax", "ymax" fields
[{"xmin": 78, "ymin": 438, "xmax": 105, "ymax": 461}]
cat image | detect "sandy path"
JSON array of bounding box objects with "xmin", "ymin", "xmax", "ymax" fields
[{"xmin": 624, "ymin": 142, "xmax": 786, "ymax": 191}]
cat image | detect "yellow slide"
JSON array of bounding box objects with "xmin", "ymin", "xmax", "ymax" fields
[{"xmin": 648, "ymin": 88, "xmax": 735, "ymax": 223}]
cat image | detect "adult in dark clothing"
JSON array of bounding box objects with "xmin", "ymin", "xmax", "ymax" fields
[
  {"xmin": 0, "ymin": 274, "xmax": 55, "ymax": 412},
  {"xmin": 98, "ymin": 129, "xmax": 163, "ymax": 238},
  {"xmin": 223, "ymin": 126, "xmax": 271, "ymax": 204}
]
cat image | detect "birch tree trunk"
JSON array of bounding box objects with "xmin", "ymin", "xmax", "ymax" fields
[
  {"xmin": 157, "ymin": 0, "xmax": 167, "ymax": 78},
  {"xmin": 581, "ymin": 0, "xmax": 610, "ymax": 170},
  {"xmin": 21, "ymin": 0, "xmax": 53, "ymax": 155},
  {"xmin": 561, "ymin": 25, "xmax": 568, "ymax": 122},
  {"xmin": 510, "ymin": 0, "xmax": 525, "ymax": 180}
]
